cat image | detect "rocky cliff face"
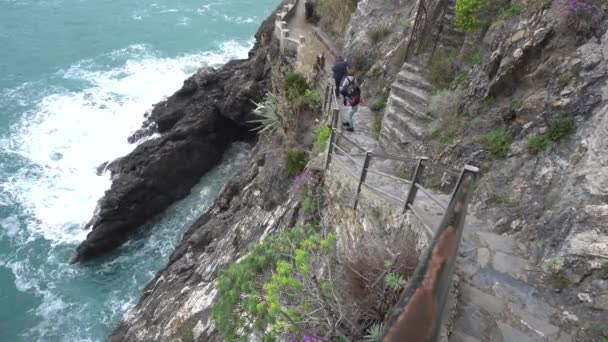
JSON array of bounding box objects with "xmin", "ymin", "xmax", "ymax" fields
[
  {"xmin": 72, "ymin": 11, "xmax": 279, "ymax": 263},
  {"xmin": 107, "ymin": 135, "xmax": 306, "ymax": 341}
]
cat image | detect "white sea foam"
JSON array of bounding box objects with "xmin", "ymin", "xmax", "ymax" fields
[
  {"xmin": 223, "ymin": 14, "xmax": 256, "ymax": 24},
  {"xmin": 0, "ymin": 41, "xmax": 252, "ymax": 245},
  {"xmin": 177, "ymin": 16, "xmax": 192, "ymax": 26}
]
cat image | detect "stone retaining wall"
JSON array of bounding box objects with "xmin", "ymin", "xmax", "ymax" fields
[{"xmin": 273, "ymin": 0, "xmax": 306, "ymax": 55}]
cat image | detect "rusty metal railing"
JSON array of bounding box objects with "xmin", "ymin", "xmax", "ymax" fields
[
  {"xmin": 322, "ymin": 89, "xmax": 473, "ymax": 234},
  {"xmin": 322, "ymin": 83, "xmax": 479, "ymax": 340},
  {"xmin": 382, "ymin": 165, "xmax": 478, "ymax": 342},
  {"xmin": 404, "ymin": 0, "xmax": 449, "ymax": 62}
]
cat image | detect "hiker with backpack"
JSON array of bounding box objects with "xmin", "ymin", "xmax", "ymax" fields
[
  {"xmin": 332, "ymin": 56, "xmax": 349, "ymax": 97},
  {"xmin": 339, "ymin": 73, "xmax": 356, "ymax": 104},
  {"xmin": 342, "ymin": 81, "xmax": 361, "ymax": 132}
]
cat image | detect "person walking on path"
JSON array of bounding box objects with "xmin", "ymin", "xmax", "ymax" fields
[
  {"xmin": 342, "ymin": 84, "xmax": 361, "ymax": 132},
  {"xmin": 332, "ymin": 56, "xmax": 349, "ymax": 97}
]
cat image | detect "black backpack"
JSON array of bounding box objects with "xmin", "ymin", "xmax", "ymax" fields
[{"xmin": 340, "ymin": 76, "xmax": 356, "ymax": 96}]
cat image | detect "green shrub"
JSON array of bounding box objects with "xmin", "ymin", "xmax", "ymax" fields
[
  {"xmin": 527, "ymin": 135, "xmax": 547, "ymax": 154},
  {"xmin": 466, "ymin": 49, "xmax": 482, "ymax": 65},
  {"xmin": 283, "ymin": 72, "xmax": 309, "ymax": 99},
  {"xmin": 483, "ymin": 129, "xmax": 512, "ymax": 157},
  {"xmin": 210, "ymin": 225, "xmax": 337, "ymax": 340},
  {"xmin": 372, "ymin": 114, "xmax": 383, "ymax": 140},
  {"xmin": 488, "ymin": 192, "xmax": 509, "ymax": 204},
  {"xmin": 558, "ymin": 71, "xmax": 573, "ymax": 87},
  {"xmin": 302, "ymin": 196, "xmax": 317, "ymax": 214},
  {"xmin": 367, "ymin": 25, "xmax": 390, "ymax": 44},
  {"xmin": 286, "ymin": 150, "xmax": 309, "ymax": 176},
  {"xmin": 602, "ymin": 326, "xmax": 608, "ymax": 342},
  {"xmin": 303, "ymin": 89, "xmax": 321, "ymax": 109},
  {"xmin": 502, "ymin": 3, "xmax": 522, "ymax": 17},
  {"xmin": 313, "ymin": 125, "xmax": 331, "ymax": 153},
  {"xmin": 547, "ymin": 116, "xmax": 574, "ymax": 142},
  {"xmin": 600, "ymin": 261, "xmax": 608, "ymax": 279},
  {"xmin": 372, "ymin": 95, "xmax": 388, "ymax": 112},
  {"xmin": 455, "ymin": 0, "xmax": 493, "ymax": 31}
]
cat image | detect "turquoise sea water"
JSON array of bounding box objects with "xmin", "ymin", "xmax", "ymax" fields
[{"xmin": 0, "ymin": 0, "xmax": 276, "ymax": 340}]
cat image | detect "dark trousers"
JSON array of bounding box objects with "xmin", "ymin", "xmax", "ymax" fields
[
  {"xmin": 305, "ymin": 3, "xmax": 314, "ymax": 20},
  {"xmin": 334, "ymin": 76, "xmax": 343, "ymax": 97}
]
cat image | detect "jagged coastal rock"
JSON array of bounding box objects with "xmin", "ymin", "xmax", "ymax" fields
[{"xmin": 71, "ymin": 13, "xmax": 279, "ymax": 263}]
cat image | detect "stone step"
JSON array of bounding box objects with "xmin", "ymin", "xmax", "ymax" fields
[
  {"xmin": 396, "ymin": 69, "xmax": 433, "ymax": 92},
  {"xmin": 381, "ymin": 120, "xmax": 412, "ymax": 145},
  {"xmin": 382, "ymin": 107, "xmax": 426, "ymax": 138},
  {"xmin": 390, "ymin": 80, "xmax": 430, "ymax": 109},
  {"xmin": 401, "ymin": 62, "xmax": 423, "ymax": 74},
  {"xmin": 387, "ymin": 93, "xmax": 431, "ymax": 121}
]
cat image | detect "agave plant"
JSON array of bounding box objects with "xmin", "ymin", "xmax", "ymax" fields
[
  {"xmin": 364, "ymin": 323, "xmax": 384, "ymax": 342},
  {"xmin": 249, "ymin": 92, "xmax": 281, "ymax": 134}
]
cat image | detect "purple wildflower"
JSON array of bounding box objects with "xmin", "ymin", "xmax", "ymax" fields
[
  {"xmin": 289, "ymin": 170, "xmax": 313, "ymax": 199},
  {"xmin": 566, "ymin": 0, "xmax": 603, "ymax": 24},
  {"xmin": 272, "ymin": 134, "xmax": 283, "ymax": 146}
]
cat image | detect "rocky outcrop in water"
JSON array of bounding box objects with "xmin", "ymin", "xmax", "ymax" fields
[{"xmin": 71, "ymin": 13, "xmax": 279, "ymax": 263}]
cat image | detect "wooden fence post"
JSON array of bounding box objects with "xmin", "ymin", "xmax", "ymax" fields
[
  {"xmin": 353, "ymin": 151, "xmax": 372, "ymax": 211},
  {"xmin": 403, "ymin": 157, "xmax": 428, "ymax": 213}
]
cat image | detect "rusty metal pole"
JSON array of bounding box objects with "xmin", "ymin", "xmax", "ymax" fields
[
  {"xmin": 403, "ymin": 157, "xmax": 428, "ymax": 213},
  {"xmin": 353, "ymin": 151, "xmax": 372, "ymax": 210}
]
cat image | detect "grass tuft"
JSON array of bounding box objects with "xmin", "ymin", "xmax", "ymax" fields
[
  {"xmin": 484, "ymin": 129, "xmax": 512, "ymax": 157},
  {"xmin": 547, "ymin": 116, "xmax": 574, "ymax": 142},
  {"xmin": 527, "ymin": 135, "xmax": 547, "ymax": 154},
  {"xmin": 367, "ymin": 25, "xmax": 390, "ymax": 45}
]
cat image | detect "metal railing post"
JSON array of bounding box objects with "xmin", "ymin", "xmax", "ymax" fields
[
  {"xmin": 403, "ymin": 157, "xmax": 428, "ymax": 213},
  {"xmin": 327, "ymin": 89, "xmax": 334, "ymax": 117},
  {"xmin": 324, "ymin": 128, "xmax": 337, "ymax": 170},
  {"xmin": 353, "ymin": 151, "xmax": 372, "ymax": 210},
  {"xmin": 447, "ymin": 165, "xmax": 479, "ymax": 207},
  {"xmin": 323, "ymin": 84, "xmax": 330, "ymax": 113},
  {"xmin": 332, "ymin": 108, "xmax": 340, "ymax": 130}
]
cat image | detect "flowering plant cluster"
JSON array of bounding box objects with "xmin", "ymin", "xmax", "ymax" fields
[
  {"xmin": 289, "ymin": 170, "xmax": 313, "ymax": 199},
  {"xmin": 567, "ymin": 0, "xmax": 603, "ymax": 24}
]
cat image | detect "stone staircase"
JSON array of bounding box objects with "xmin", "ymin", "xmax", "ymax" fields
[
  {"xmin": 451, "ymin": 231, "xmax": 575, "ymax": 342},
  {"xmin": 328, "ymin": 77, "xmax": 576, "ymax": 342},
  {"xmin": 380, "ymin": 62, "xmax": 433, "ymax": 153}
]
